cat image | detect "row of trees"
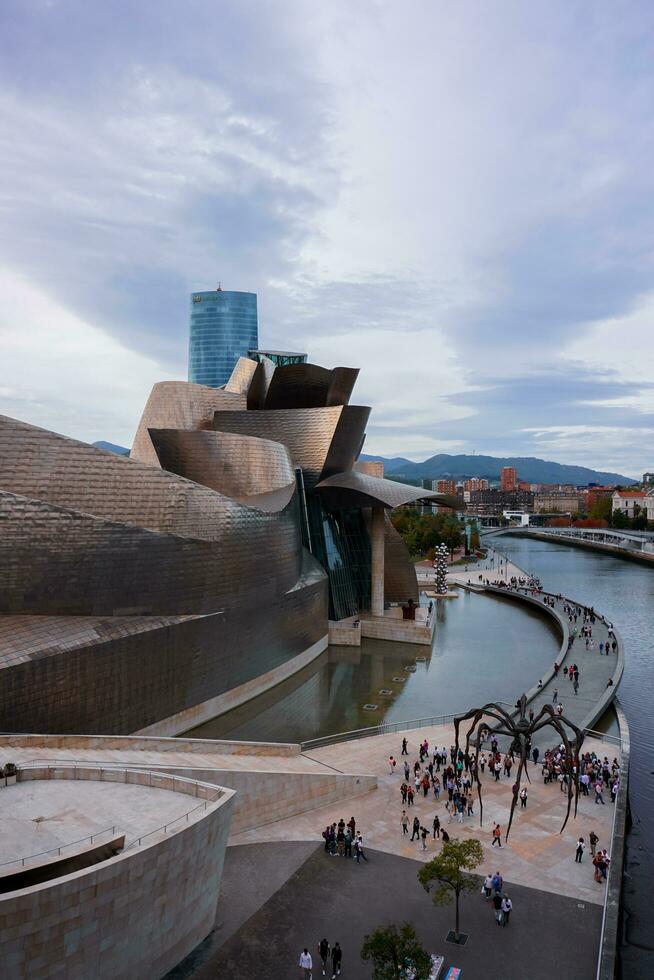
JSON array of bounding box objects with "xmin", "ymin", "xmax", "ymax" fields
[
  {"xmin": 390, "ymin": 509, "xmax": 464, "ymax": 558},
  {"xmin": 361, "ymin": 838, "xmax": 483, "ymax": 978}
]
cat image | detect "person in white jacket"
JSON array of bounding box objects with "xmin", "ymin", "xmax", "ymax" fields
[{"xmin": 299, "ymin": 947, "xmax": 313, "ymax": 979}]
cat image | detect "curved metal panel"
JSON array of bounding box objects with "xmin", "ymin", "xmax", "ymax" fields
[
  {"xmin": 316, "ymin": 468, "xmax": 454, "ymax": 509},
  {"xmin": 384, "ymin": 515, "xmax": 419, "ymax": 604},
  {"xmin": 247, "ymin": 356, "xmax": 275, "ymax": 410},
  {"xmin": 326, "ymin": 367, "xmax": 359, "ymax": 407},
  {"xmin": 0, "ymin": 490, "xmax": 303, "ymax": 616},
  {"xmin": 224, "ymin": 356, "xmax": 258, "ymax": 395},
  {"xmin": 322, "ymin": 406, "xmax": 371, "ymax": 481},
  {"xmin": 212, "ymin": 406, "xmax": 344, "ymax": 489},
  {"xmin": 0, "ymin": 561, "xmax": 327, "ymax": 735},
  {"xmin": 149, "ymin": 429, "xmax": 295, "ymax": 499},
  {"xmin": 261, "ymin": 363, "xmax": 358, "ymax": 410},
  {"xmin": 131, "ymin": 381, "xmax": 246, "ymax": 466},
  {"xmin": 0, "ymin": 414, "xmax": 249, "ymax": 543}
]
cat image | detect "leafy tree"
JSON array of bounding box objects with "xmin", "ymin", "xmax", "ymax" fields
[
  {"xmin": 588, "ymin": 496, "xmax": 612, "ymax": 523},
  {"xmin": 361, "ymin": 923, "xmax": 431, "ymax": 980},
  {"xmin": 417, "ymin": 838, "xmax": 483, "ymax": 942}
]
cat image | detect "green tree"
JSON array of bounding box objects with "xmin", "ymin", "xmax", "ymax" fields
[
  {"xmin": 361, "ymin": 923, "xmax": 431, "ymax": 980},
  {"xmin": 588, "ymin": 496, "xmax": 612, "ymax": 523},
  {"xmin": 417, "ymin": 838, "xmax": 483, "ymax": 943}
]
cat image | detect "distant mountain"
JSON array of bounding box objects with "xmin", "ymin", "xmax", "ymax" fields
[
  {"xmin": 92, "ymin": 441, "xmax": 130, "ymax": 456},
  {"xmin": 359, "ymin": 452, "xmax": 636, "ymax": 487}
]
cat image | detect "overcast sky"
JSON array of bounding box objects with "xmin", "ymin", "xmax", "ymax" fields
[{"xmin": 1, "ymin": 1, "xmax": 653, "ymax": 476}]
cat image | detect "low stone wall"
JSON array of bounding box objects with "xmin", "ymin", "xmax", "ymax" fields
[
  {"xmin": 0, "ymin": 733, "xmax": 301, "ymax": 757},
  {"xmin": 146, "ymin": 767, "xmax": 378, "ymax": 833},
  {"xmin": 483, "ymin": 585, "xmax": 624, "ymax": 731},
  {"xmin": 0, "ymin": 768, "xmax": 235, "ymax": 980},
  {"xmin": 360, "ymin": 615, "xmax": 434, "ymax": 646},
  {"xmin": 515, "ymin": 529, "xmax": 654, "ymax": 567},
  {"xmin": 597, "ymin": 700, "xmax": 630, "ymax": 980},
  {"xmin": 328, "ymin": 619, "xmax": 361, "ymax": 647}
]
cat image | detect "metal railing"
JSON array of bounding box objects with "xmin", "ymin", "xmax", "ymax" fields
[
  {"xmin": 300, "ymin": 712, "xmax": 624, "ymax": 754},
  {"xmin": 0, "ymin": 825, "xmax": 117, "ymax": 870},
  {"xmin": 123, "ymin": 800, "xmax": 210, "ymax": 849},
  {"xmin": 13, "ymin": 763, "xmax": 222, "ymax": 852},
  {"xmin": 300, "ymin": 704, "xmax": 517, "ymax": 752}
]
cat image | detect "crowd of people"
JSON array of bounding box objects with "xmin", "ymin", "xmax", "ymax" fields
[{"xmin": 321, "ymin": 816, "xmax": 369, "ymax": 863}]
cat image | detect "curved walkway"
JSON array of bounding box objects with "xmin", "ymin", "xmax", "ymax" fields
[
  {"xmin": 230, "ymin": 721, "xmax": 616, "ymax": 904},
  {"xmin": 484, "ymin": 586, "xmax": 622, "ymax": 739}
]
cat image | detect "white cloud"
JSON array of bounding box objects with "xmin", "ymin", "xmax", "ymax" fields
[{"xmin": 0, "ymin": 268, "xmax": 177, "ymax": 446}]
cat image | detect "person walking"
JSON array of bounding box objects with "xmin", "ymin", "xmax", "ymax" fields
[
  {"xmin": 411, "ymin": 816, "xmax": 421, "ymax": 841},
  {"xmin": 401, "ymin": 737, "xmax": 408, "ymax": 756},
  {"xmin": 492, "ymin": 891, "xmax": 503, "ymax": 925},
  {"xmin": 401, "ymin": 811, "xmax": 409, "ymax": 836},
  {"xmin": 483, "ymin": 873, "xmax": 493, "ymax": 899},
  {"xmin": 595, "ymin": 780, "xmax": 606, "ymax": 805},
  {"xmin": 501, "ymin": 894, "xmax": 513, "ymax": 927},
  {"xmin": 432, "ymin": 815, "xmax": 441, "ymax": 839},
  {"xmin": 532, "ymin": 746, "xmax": 539, "ymax": 765},
  {"xmin": 552, "ymin": 687, "xmax": 558, "ymax": 704},
  {"xmin": 318, "ymin": 939, "xmax": 330, "ymax": 977},
  {"xmin": 403, "ymin": 761, "xmax": 410, "ymax": 781},
  {"xmin": 355, "ymin": 834, "xmax": 368, "ymax": 863},
  {"xmin": 388, "ymin": 756, "xmax": 396, "ymax": 775},
  {"xmin": 491, "ymin": 871, "xmax": 503, "ymax": 894},
  {"xmin": 589, "ymin": 831, "xmax": 599, "ymax": 858},
  {"xmin": 400, "ymin": 782, "xmax": 408, "ymax": 804},
  {"xmin": 519, "ymin": 787, "xmax": 527, "ymax": 809},
  {"xmin": 492, "ymin": 823, "xmax": 502, "ymax": 847},
  {"xmin": 440, "ymin": 828, "xmax": 450, "ymax": 843},
  {"xmin": 575, "ymin": 837, "xmax": 585, "ymax": 863},
  {"xmin": 407, "ymin": 785, "xmax": 415, "ymax": 807},
  {"xmin": 421, "ymin": 826, "xmax": 428, "ymax": 850},
  {"xmin": 299, "ymin": 948, "xmax": 313, "ymax": 979},
  {"xmin": 331, "ymin": 942, "xmax": 342, "ymax": 979}
]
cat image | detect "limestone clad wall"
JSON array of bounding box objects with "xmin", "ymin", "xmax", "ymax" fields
[{"xmin": 0, "ymin": 773, "xmax": 235, "ymax": 980}]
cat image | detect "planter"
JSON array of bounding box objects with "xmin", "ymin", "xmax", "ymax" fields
[{"xmin": 5, "ymin": 775, "xmax": 16, "ymax": 786}]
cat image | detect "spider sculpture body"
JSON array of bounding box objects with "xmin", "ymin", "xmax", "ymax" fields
[{"xmin": 453, "ymin": 693, "xmax": 584, "ymax": 841}]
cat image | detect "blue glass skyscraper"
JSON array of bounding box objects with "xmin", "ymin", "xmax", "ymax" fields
[{"xmin": 188, "ymin": 288, "xmax": 258, "ymax": 387}]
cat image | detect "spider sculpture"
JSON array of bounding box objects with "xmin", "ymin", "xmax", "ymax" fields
[{"xmin": 453, "ymin": 693, "xmax": 584, "ymax": 841}]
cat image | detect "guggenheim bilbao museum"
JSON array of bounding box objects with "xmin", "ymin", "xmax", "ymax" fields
[{"xmin": 0, "ymin": 350, "xmax": 453, "ymax": 738}]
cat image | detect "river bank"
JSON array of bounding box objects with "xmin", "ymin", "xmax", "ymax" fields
[{"xmin": 495, "ymin": 534, "xmax": 654, "ymax": 980}]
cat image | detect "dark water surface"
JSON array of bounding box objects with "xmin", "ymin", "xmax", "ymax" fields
[
  {"xmin": 188, "ymin": 589, "xmax": 560, "ymax": 742},
  {"xmin": 497, "ymin": 534, "xmax": 654, "ymax": 978}
]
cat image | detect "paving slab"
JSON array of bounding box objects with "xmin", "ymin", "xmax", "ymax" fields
[{"xmin": 194, "ymin": 844, "xmax": 602, "ymax": 980}]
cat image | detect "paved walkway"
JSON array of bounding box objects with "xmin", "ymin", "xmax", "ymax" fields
[
  {"xmin": 507, "ymin": 587, "xmax": 619, "ymax": 738},
  {"xmin": 231, "ymin": 722, "xmax": 616, "ymax": 905},
  {"xmin": 0, "ymin": 743, "xmax": 340, "ymax": 775},
  {"xmin": 416, "ymin": 545, "xmax": 529, "ymax": 590},
  {"xmin": 182, "ymin": 844, "xmax": 603, "ymax": 980}
]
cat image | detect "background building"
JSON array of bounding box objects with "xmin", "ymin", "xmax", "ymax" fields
[
  {"xmin": 612, "ymin": 489, "xmax": 648, "ymax": 518},
  {"xmin": 501, "ymin": 466, "xmax": 517, "ymax": 491},
  {"xmin": 468, "ymin": 488, "xmax": 533, "ymax": 516},
  {"xmin": 436, "ymin": 479, "xmax": 457, "ymax": 495},
  {"xmin": 188, "ymin": 288, "xmax": 258, "ymax": 387},
  {"xmin": 533, "ymin": 491, "xmax": 580, "ymax": 514}
]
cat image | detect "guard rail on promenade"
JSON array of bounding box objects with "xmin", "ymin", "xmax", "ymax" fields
[
  {"xmin": 0, "ymin": 825, "xmax": 118, "ymax": 871},
  {"xmin": 12, "ymin": 763, "xmax": 222, "ymax": 851}
]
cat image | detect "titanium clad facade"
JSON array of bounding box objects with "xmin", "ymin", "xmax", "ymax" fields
[
  {"xmin": 188, "ymin": 290, "xmax": 258, "ymax": 388},
  {"xmin": 0, "ymin": 348, "xmax": 446, "ymax": 735}
]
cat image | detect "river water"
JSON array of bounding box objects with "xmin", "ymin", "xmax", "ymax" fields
[
  {"xmin": 188, "ymin": 534, "xmax": 652, "ymax": 974},
  {"xmin": 496, "ymin": 534, "xmax": 654, "ymax": 978},
  {"xmin": 187, "ymin": 589, "xmax": 560, "ymax": 742}
]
